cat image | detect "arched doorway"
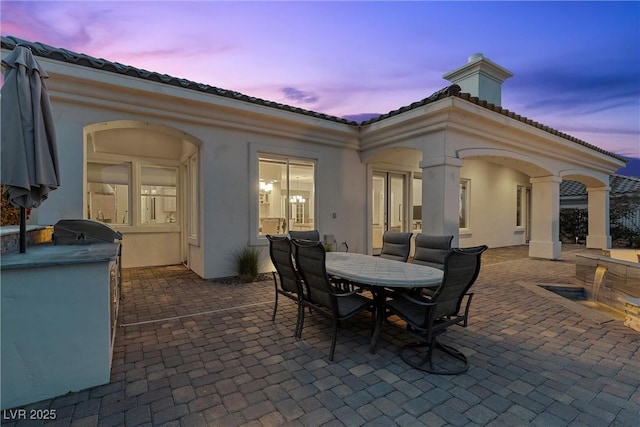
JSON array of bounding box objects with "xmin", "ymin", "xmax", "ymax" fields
[{"xmin": 84, "ymin": 120, "xmax": 201, "ymax": 268}]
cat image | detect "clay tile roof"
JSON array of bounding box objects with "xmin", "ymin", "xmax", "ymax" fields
[
  {"xmin": 1, "ymin": 36, "xmax": 357, "ymax": 126},
  {"xmin": 0, "ymin": 35, "xmax": 627, "ymax": 162},
  {"xmin": 561, "ymin": 174, "xmax": 640, "ymax": 197}
]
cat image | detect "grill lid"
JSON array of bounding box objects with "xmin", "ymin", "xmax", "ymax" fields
[{"xmin": 53, "ymin": 219, "xmax": 122, "ymax": 245}]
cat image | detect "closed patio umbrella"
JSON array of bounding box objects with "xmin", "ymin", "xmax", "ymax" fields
[{"xmin": 1, "ymin": 44, "xmax": 60, "ymax": 253}]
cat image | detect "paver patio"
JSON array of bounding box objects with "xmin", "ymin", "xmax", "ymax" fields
[{"xmin": 3, "ymin": 245, "xmax": 639, "ymax": 426}]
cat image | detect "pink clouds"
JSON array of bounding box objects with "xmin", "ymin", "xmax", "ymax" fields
[{"xmin": 1, "ymin": 1, "xmax": 638, "ymax": 159}]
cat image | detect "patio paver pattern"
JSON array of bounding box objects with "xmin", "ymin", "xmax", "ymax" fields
[{"xmin": 3, "ymin": 246, "xmax": 639, "ymax": 426}]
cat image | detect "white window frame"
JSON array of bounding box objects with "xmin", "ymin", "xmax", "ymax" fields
[
  {"xmin": 138, "ymin": 164, "xmax": 180, "ymax": 227},
  {"xmin": 249, "ymin": 143, "xmax": 318, "ymax": 246},
  {"xmin": 85, "ymin": 154, "xmax": 181, "ymax": 232},
  {"xmin": 459, "ymin": 178, "xmax": 471, "ymax": 232},
  {"xmin": 516, "ymin": 184, "xmax": 525, "ymax": 229},
  {"xmin": 187, "ymin": 152, "xmax": 199, "ymax": 245},
  {"xmin": 86, "ymin": 160, "xmax": 132, "ymax": 226}
]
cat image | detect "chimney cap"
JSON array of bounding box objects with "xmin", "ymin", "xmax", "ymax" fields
[
  {"xmin": 443, "ymin": 54, "xmax": 514, "ymax": 84},
  {"xmin": 468, "ymin": 53, "xmax": 484, "ymax": 62}
]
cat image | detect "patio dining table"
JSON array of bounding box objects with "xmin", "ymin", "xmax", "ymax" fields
[{"xmin": 325, "ymin": 252, "xmax": 443, "ymax": 352}]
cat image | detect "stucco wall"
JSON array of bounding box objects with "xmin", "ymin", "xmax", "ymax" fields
[
  {"xmin": 197, "ymin": 127, "xmax": 366, "ymax": 279},
  {"xmin": 459, "ymin": 159, "xmax": 531, "ymax": 248},
  {"xmin": 1, "ymin": 261, "xmax": 112, "ymax": 409},
  {"xmin": 14, "ymin": 51, "xmax": 624, "ymax": 277}
]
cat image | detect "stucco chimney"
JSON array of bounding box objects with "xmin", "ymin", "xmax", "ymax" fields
[{"xmin": 442, "ymin": 53, "xmax": 513, "ymax": 107}]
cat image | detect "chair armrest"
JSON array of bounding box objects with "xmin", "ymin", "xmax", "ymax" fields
[
  {"xmin": 391, "ymin": 290, "xmax": 436, "ymax": 307},
  {"xmin": 461, "ymin": 292, "xmax": 474, "ymax": 326},
  {"xmin": 329, "ymin": 277, "xmax": 360, "ymax": 296}
]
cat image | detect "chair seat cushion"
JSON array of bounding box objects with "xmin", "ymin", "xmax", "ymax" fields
[
  {"xmin": 386, "ymin": 297, "xmax": 427, "ymax": 327},
  {"xmin": 337, "ymin": 294, "xmax": 373, "ymax": 317}
]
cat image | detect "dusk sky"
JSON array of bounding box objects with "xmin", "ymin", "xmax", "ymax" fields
[{"xmin": 2, "ymin": 1, "xmax": 639, "ymax": 170}]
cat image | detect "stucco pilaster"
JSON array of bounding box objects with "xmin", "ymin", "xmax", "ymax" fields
[
  {"xmin": 529, "ymin": 175, "xmax": 562, "ymax": 259},
  {"xmin": 586, "ymin": 186, "xmax": 611, "ymax": 249},
  {"xmin": 419, "ymin": 156, "xmax": 463, "ymax": 246}
]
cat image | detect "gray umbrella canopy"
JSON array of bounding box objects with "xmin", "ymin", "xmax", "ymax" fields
[{"xmin": 1, "ymin": 45, "xmax": 60, "ymax": 209}]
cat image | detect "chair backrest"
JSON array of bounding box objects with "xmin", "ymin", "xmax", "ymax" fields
[
  {"xmin": 267, "ymin": 235, "xmax": 300, "ymax": 294},
  {"xmin": 262, "ymin": 218, "xmax": 281, "ymax": 235},
  {"xmin": 291, "ymin": 239, "xmax": 336, "ymax": 312},
  {"xmin": 380, "ymin": 231, "xmax": 413, "ymax": 262},
  {"xmin": 412, "ymin": 234, "xmax": 454, "ymax": 269},
  {"xmin": 428, "ymin": 245, "xmax": 488, "ymax": 322},
  {"xmin": 289, "ymin": 230, "xmax": 320, "ymax": 241}
]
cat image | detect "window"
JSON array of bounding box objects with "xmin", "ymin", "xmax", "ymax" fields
[
  {"xmin": 258, "ymin": 155, "xmax": 314, "ymax": 236},
  {"xmin": 459, "ymin": 179, "xmax": 470, "ymax": 229},
  {"xmin": 86, "ymin": 160, "xmax": 182, "ymax": 228},
  {"xmin": 188, "ymin": 153, "xmax": 199, "ymax": 240},
  {"xmin": 87, "ymin": 162, "xmax": 130, "ymax": 225},
  {"xmin": 140, "ymin": 166, "xmax": 178, "ymax": 225},
  {"xmin": 516, "ymin": 185, "xmax": 524, "ymax": 227}
]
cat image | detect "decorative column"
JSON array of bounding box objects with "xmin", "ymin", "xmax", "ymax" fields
[
  {"xmin": 586, "ymin": 186, "xmax": 611, "ymax": 249},
  {"xmin": 419, "ymin": 156, "xmax": 464, "ymax": 247},
  {"xmin": 529, "ymin": 176, "xmax": 562, "ymax": 259}
]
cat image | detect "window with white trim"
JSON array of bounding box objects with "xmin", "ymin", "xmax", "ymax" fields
[
  {"xmin": 86, "ymin": 160, "xmax": 179, "ymax": 228},
  {"xmin": 140, "ymin": 166, "xmax": 178, "ymax": 225},
  {"xmin": 516, "ymin": 185, "xmax": 525, "ymax": 227},
  {"xmin": 188, "ymin": 153, "xmax": 199, "ymax": 240},
  {"xmin": 258, "ymin": 155, "xmax": 315, "ymax": 236},
  {"xmin": 459, "ymin": 179, "xmax": 470, "ymax": 229},
  {"xmin": 87, "ymin": 161, "xmax": 131, "ymax": 225}
]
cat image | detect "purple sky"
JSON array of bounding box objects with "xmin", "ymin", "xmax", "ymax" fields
[{"xmin": 2, "ymin": 1, "xmax": 639, "ymax": 169}]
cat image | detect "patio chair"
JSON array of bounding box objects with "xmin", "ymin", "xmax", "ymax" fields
[
  {"xmin": 381, "ymin": 245, "xmax": 488, "ymax": 374},
  {"xmin": 289, "ymin": 230, "xmax": 320, "ymax": 241},
  {"xmin": 292, "ymin": 239, "xmax": 374, "ymax": 361},
  {"xmin": 262, "ymin": 218, "xmax": 281, "ymax": 235},
  {"xmin": 378, "ymin": 231, "xmax": 413, "ymax": 262},
  {"xmin": 266, "ymin": 235, "xmax": 304, "ymax": 337},
  {"xmin": 412, "ymin": 234, "xmax": 454, "ymax": 269}
]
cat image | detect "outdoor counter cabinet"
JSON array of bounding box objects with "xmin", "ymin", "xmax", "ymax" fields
[{"xmin": 1, "ymin": 242, "xmax": 121, "ymax": 410}]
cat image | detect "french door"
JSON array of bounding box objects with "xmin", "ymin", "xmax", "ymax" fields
[{"xmin": 372, "ymin": 171, "xmax": 407, "ymax": 253}]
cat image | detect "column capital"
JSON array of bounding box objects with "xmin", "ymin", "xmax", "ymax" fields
[
  {"xmin": 419, "ymin": 156, "xmax": 463, "ymax": 169},
  {"xmin": 530, "ymin": 175, "xmax": 562, "ymax": 184},
  {"xmin": 586, "ymin": 186, "xmax": 611, "ymax": 193}
]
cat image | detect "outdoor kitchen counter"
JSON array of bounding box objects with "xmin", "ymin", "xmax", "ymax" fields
[
  {"xmin": 1, "ymin": 242, "xmax": 119, "ymax": 269},
  {"xmin": 1, "ymin": 242, "xmax": 121, "ymax": 410}
]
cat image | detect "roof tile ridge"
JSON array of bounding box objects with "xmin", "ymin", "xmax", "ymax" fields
[
  {"xmin": 452, "ymin": 90, "xmax": 626, "ymax": 162},
  {"xmin": 358, "ymin": 84, "xmax": 461, "ymax": 125},
  {"xmin": 1, "ymin": 35, "xmax": 358, "ymax": 126}
]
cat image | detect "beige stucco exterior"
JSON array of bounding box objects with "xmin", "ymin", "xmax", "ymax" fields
[{"xmin": 2, "ymin": 44, "xmax": 625, "ymax": 279}]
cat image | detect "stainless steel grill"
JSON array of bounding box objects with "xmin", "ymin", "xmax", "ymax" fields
[{"xmin": 53, "ymin": 219, "xmax": 122, "ymax": 245}]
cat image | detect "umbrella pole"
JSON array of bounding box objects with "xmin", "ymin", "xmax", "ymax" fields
[{"xmin": 20, "ymin": 207, "xmax": 26, "ymax": 253}]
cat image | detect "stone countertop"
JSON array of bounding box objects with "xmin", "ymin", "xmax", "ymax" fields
[{"xmin": 1, "ymin": 243, "xmax": 119, "ymax": 270}]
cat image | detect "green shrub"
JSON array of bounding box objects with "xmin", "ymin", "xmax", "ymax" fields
[{"xmin": 231, "ymin": 246, "xmax": 262, "ymax": 282}]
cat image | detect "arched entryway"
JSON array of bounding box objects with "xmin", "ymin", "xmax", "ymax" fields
[{"xmin": 84, "ymin": 120, "xmax": 201, "ymax": 268}]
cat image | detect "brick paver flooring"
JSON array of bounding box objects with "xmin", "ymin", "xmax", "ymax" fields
[{"xmin": 3, "ymin": 246, "xmax": 639, "ymax": 426}]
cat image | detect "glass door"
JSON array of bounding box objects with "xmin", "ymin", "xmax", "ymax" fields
[{"xmin": 372, "ymin": 172, "xmax": 406, "ymax": 253}]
